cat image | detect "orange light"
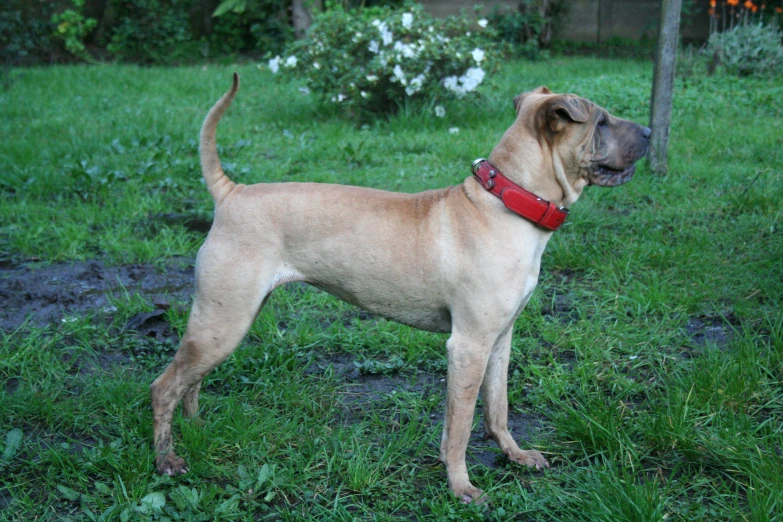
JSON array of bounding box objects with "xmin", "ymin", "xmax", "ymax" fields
[
  {"xmin": 776, "ymin": 6, "xmax": 783, "ymax": 13},
  {"xmin": 710, "ymin": 0, "xmax": 716, "ymax": 6},
  {"xmin": 727, "ymin": 0, "xmax": 739, "ymax": 6},
  {"xmin": 743, "ymin": 0, "xmax": 754, "ymax": 8}
]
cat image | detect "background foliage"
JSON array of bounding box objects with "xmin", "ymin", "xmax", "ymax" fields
[
  {"xmin": 1, "ymin": 0, "xmax": 578, "ymax": 65},
  {"xmin": 272, "ymin": 3, "xmax": 501, "ymax": 116}
]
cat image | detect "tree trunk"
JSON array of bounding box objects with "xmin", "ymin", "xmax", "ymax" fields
[
  {"xmin": 292, "ymin": 0, "xmax": 313, "ymax": 40},
  {"xmin": 648, "ymin": 0, "xmax": 682, "ymax": 175}
]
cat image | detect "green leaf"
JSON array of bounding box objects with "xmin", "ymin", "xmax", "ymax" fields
[
  {"xmin": 212, "ymin": 0, "xmax": 246, "ymax": 17},
  {"xmin": 257, "ymin": 463, "xmax": 271, "ymax": 485},
  {"xmin": 140, "ymin": 491, "xmax": 166, "ymax": 510},
  {"xmin": 58, "ymin": 484, "xmax": 80, "ymax": 500},
  {"xmin": 2, "ymin": 429, "xmax": 22, "ymax": 461}
]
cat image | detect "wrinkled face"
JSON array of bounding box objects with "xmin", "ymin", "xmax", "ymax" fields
[
  {"xmin": 514, "ymin": 87, "xmax": 651, "ymax": 188},
  {"xmin": 585, "ymin": 106, "xmax": 651, "ymax": 186}
]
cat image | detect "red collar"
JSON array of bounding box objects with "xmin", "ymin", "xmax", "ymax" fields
[{"xmin": 471, "ymin": 159, "xmax": 569, "ymax": 231}]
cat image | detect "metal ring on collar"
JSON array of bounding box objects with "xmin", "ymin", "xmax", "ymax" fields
[{"xmin": 471, "ymin": 158, "xmax": 486, "ymax": 175}]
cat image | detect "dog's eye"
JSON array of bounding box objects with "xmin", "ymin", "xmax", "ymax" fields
[{"xmin": 597, "ymin": 117, "xmax": 608, "ymax": 127}]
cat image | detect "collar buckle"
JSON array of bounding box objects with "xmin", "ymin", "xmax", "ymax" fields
[{"xmin": 471, "ymin": 158, "xmax": 486, "ymax": 175}]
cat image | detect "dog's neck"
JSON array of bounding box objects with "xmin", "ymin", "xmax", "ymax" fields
[{"xmin": 488, "ymin": 136, "xmax": 586, "ymax": 209}]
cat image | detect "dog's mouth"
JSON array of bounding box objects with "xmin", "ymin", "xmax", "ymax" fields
[{"xmin": 588, "ymin": 163, "xmax": 636, "ymax": 187}]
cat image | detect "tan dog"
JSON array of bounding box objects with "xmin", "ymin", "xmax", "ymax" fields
[{"xmin": 151, "ymin": 73, "xmax": 650, "ymax": 502}]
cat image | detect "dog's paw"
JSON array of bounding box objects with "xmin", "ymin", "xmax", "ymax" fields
[
  {"xmin": 157, "ymin": 453, "xmax": 189, "ymax": 476},
  {"xmin": 453, "ymin": 484, "xmax": 487, "ymax": 505},
  {"xmin": 506, "ymin": 448, "xmax": 549, "ymax": 471}
]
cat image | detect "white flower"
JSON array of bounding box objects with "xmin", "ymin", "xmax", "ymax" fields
[
  {"xmin": 268, "ymin": 56, "xmax": 281, "ymax": 74},
  {"xmin": 366, "ymin": 74, "xmax": 379, "ymax": 82},
  {"xmin": 443, "ymin": 75, "xmax": 463, "ymax": 96},
  {"xmin": 392, "ymin": 64, "xmax": 407, "ymax": 85},
  {"xmin": 360, "ymin": 91, "xmax": 369, "ymax": 98},
  {"xmin": 435, "ymin": 105, "xmax": 446, "ymax": 117},
  {"xmin": 402, "ymin": 12, "xmax": 413, "ymax": 29},
  {"xmin": 331, "ymin": 93, "xmax": 347, "ymax": 103},
  {"xmin": 442, "ymin": 67, "xmax": 485, "ymax": 98},
  {"xmin": 409, "ymin": 73, "xmax": 425, "ymax": 91},
  {"xmin": 298, "ymin": 86, "xmax": 310, "ymax": 95},
  {"xmin": 471, "ymin": 48, "xmax": 485, "ymax": 64},
  {"xmin": 477, "ymin": 19, "xmax": 488, "ymax": 28},
  {"xmin": 284, "ymin": 55, "xmax": 297, "ymax": 68},
  {"xmin": 368, "ymin": 40, "xmax": 380, "ymax": 54},
  {"xmin": 372, "ymin": 19, "xmax": 380, "ymax": 26},
  {"xmin": 378, "ymin": 22, "xmax": 393, "ymax": 46},
  {"xmin": 449, "ymin": 127, "xmax": 460, "ymax": 134},
  {"xmin": 394, "ymin": 41, "xmax": 416, "ymax": 58},
  {"xmin": 460, "ymin": 67, "xmax": 485, "ymax": 93},
  {"xmin": 313, "ymin": 62, "xmax": 321, "ymax": 69}
]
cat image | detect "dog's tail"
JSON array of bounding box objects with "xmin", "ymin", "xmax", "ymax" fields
[{"xmin": 200, "ymin": 72, "xmax": 239, "ymax": 205}]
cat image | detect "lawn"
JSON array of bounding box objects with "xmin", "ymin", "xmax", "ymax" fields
[{"xmin": 1, "ymin": 57, "xmax": 782, "ymax": 520}]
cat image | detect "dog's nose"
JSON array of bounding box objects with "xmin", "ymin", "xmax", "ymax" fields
[{"xmin": 641, "ymin": 126, "xmax": 652, "ymax": 139}]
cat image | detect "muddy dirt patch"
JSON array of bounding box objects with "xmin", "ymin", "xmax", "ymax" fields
[
  {"xmin": 685, "ymin": 315, "xmax": 736, "ymax": 348},
  {"xmin": 311, "ymin": 352, "xmax": 548, "ymax": 470},
  {"xmin": 0, "ymin": 258, "xmax": 195, "ymax": 331}
]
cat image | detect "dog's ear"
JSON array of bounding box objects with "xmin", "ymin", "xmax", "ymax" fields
[
  {"xmin": 544, "ymin": 96, "xmax": 588, "ymax": 133},
  {"xmin": 513, "ymin": 93, "xmax": 524, "ymax": 113},
  {"xmin": 514, "ymin": 86, "xmax": 553, "ymax": 113}
]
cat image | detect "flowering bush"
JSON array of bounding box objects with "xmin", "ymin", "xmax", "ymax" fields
[
  {"xmin": 264, "ymin": 4, "xmax": 501, "ymax": 116},
  {"xmin": 705, "ymin": 0, "xmax": 783, "ymax": 77},
  {"xmin": 707, "ymin": 22, "xmax": 783, "ymax": 76}
]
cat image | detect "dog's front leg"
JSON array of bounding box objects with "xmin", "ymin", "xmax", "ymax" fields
[
  {"xmin": 440, "ymin": 332, "xmax": 492, "ymax": 503},
  {"xmin": 481, "ymin": 329, "xmax": 549, "ymax": 470}
]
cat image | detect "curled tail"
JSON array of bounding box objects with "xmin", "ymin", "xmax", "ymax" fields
[{"xmin": 200, "ymin": 72, "xmax": 239, "ymax": 205}]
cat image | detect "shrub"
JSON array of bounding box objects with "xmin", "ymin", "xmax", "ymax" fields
[
  {"xmin": 0, "ymin": 0, "xmax": 59, "ymax": 64},
  {"xmin": 706, "ymin": 22, "xmax": 783, "ymax": 77},
  {"xmin": 51, "ymin": 0, "xmax": 97, "ymax": 60},
  {"xmin": 209, "ymin": 0, "xmax": 292, "ymax": 56},
  {"xmin": 107, "ymin": 0, "xmax": 195, "ymax": 63},
  {"xmin": 488, "ymin": 0, "xmax": 570, "ymax": 59},
  {"xmin": 266, "ymin": 3, "xmax": 501, "ymax": 116}
]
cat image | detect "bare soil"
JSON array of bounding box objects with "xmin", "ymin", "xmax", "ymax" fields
[{"xmin": 0, "ymin": 258, "xmax": 195, "ymax": 332}]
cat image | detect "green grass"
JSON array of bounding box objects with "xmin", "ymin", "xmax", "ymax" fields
[{"xmin": 1, "ymin": 57, "xmax": 782, "ymax": 520}]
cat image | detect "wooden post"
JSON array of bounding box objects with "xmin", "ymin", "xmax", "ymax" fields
[
  {"xmin": 649, "ymin": 0, "xmax": 682, "ymax": 175},
  {"xmin": 292, "ymin": 0, "xmax": 322, "ymax": 40}
]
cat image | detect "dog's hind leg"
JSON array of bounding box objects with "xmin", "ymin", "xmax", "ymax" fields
[
  {"xmin": 151, "ymin": 252, "xmax": 273, "ymax": 476},
  {"xmin": 179, "ymin": 292, "xmax": 271, "ymax": 420}
]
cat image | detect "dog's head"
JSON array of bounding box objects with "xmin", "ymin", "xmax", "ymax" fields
[{"xmin": 495, "ymin": 86, "xmax": 650, "ymax": 206}]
